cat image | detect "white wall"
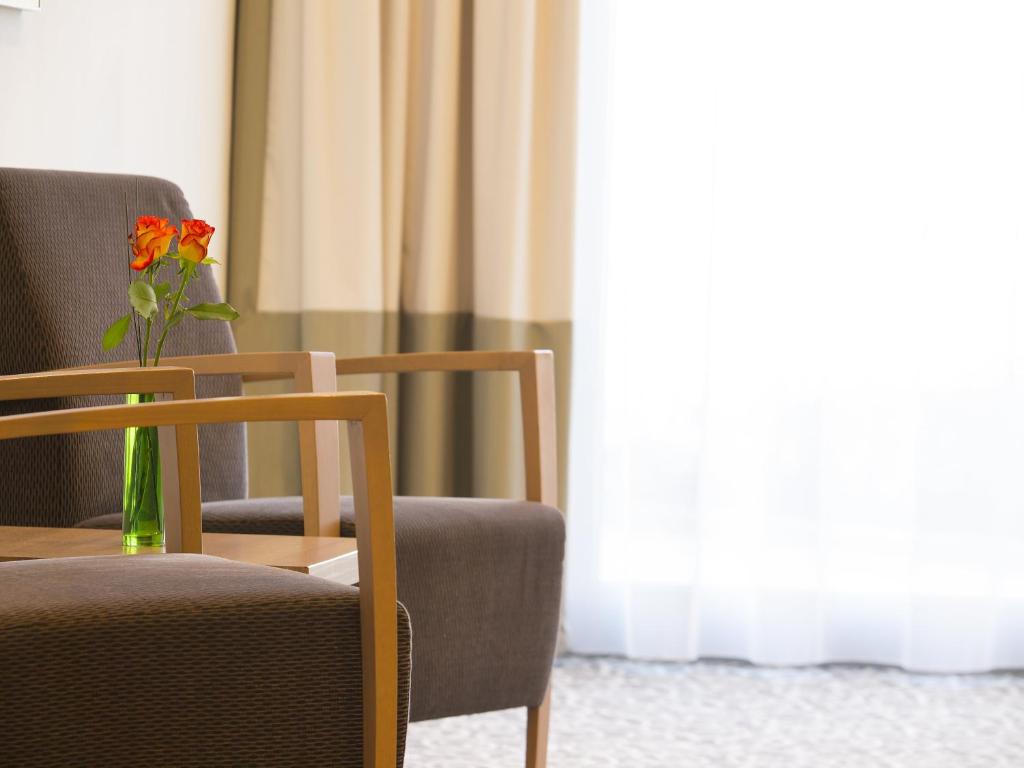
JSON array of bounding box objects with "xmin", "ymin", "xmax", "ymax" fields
[{"xmin": 0, "ymin": 0, "xmax": 235, "ymax": 290}]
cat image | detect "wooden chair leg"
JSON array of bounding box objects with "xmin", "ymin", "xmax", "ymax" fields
[{"xmin": 525, "ymin": 687, "xmax": 551, "ymax": 768}]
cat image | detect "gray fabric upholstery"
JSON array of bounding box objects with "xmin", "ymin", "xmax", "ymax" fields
[
  {"xmin": 0, "ymin": 167, "xmax": 247, "ymax": 528},
  {"xmin": 0, "ymin": 554, "xmax": 412, "ymax": 767},
  {"xmin": 81, "ymin": 496, "xmax": 566, "ymax": 721}
]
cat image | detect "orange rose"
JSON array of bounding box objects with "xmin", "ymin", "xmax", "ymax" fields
[
  {"xmin": 130, "ymin": 215, "xmax": 178, "ymax": 271},
  {"xmin": 179, "ymin": 219, "xmax": 215, "ymax": 263}
]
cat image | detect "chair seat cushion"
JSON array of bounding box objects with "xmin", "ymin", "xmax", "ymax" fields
[
  {"xmin": 80, "ymin": 496, "xmax": 565, "ymax": 721},
  {"xmin": 0, "ymin": 554, "xmax": 411, "ymax": 767}
]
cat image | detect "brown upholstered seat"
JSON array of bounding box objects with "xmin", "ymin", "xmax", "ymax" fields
[
  {"xmin": 80, "ymin": 496, "xmax": 565, "ymax": 721},
  {"xmin": 0, "ymin": 167, "xmax": 564, "ymax": 729},
  {"xmin": 0, "ymin": 554, "xmax": 412, "ymax": 767}
]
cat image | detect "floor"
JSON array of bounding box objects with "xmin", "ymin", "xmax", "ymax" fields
[{"xmin": 404, "ymin": 656, "xmax": 1024, "ymax": 767}]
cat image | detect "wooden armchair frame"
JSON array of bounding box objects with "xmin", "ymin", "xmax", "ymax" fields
[
  {"xmin": 0, "ymin": 366, "xmax": 198, "ymax": 403},
  {"xmin": 335, "ymin": 350, "xmax": 558, "ymax": 768},
  {"xmin": 0, "ymin": 366, "xmax": 203, "ymax": 551},
  {"xmin": 83, "ymin": 352, "xmax": 342, "ymax": 537},
  {"xmin": 0, "ymin": 371, "xmax": 398, "ymax": 768}
]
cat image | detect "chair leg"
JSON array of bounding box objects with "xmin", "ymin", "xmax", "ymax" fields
[{"xmin": 525, "ymin": 687, "xmax": 551, "ymax": 768}]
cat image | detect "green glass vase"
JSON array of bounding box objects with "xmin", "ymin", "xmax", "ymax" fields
[{"xmin": 122, "ymin": 393, "xmax": 164, "ymax": 548}]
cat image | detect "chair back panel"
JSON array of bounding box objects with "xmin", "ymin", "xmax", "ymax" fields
[{"xmin": 0, "ymin": 168, "xmax": 247, "ymax": 527}]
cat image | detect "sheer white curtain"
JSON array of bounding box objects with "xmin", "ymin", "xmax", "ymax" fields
[{"xmin": 567, "ymin": 0, "xmax": 1024, "ymax": 672}]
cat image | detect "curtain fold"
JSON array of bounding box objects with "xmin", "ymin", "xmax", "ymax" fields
[{"xmin": 228, "ymin": 0, "xmax": 578, "ymax": 501}]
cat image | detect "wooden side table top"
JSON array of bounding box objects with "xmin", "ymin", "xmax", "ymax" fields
[{"xmin": 0, "ymin": 526, "xmax": 359, "ymax": 585}]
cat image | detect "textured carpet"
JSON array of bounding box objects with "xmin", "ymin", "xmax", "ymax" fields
[{"xmin": 404, "ymin": 656, "xmax": 1024, "ymax": 767}]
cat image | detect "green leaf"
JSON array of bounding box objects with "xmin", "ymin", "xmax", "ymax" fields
[
  {"xmin": 201, "ymin": 257, "xmax": 220, "ymax": 266},
  {"xmin": 186, "ymin": 302, "xmax": 240, "ymax": 321},
  {"xmin": 128, "ymin": 280, "xmax": 158, "ymax": 319},
  {"xmin": 154, "ymin": 282, "xmax": 172, "ymax": 303},
  {"xmin": 102, "ymin": 314, "xmax": 132, "ymax": 351}
]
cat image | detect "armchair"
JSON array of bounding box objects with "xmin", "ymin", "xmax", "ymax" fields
[
  {"xmin": 334, "ymin": 349, "xmax": 560, "ymax": 767},
  {"xmin": 0, "ymin": 381, "xmax": 408, "ymax": 767}
]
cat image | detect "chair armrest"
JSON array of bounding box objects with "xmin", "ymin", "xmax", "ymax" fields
[
  {"xmin": 0, "ymin": 366, "xmax": 197, "ymax": 401},
  {"xmin": 81, "ymin": 353, "xmax": 340, "ymax": 536},
  {"xmin": 83, "ymin": 351, "xmax": 333, "ymax": 384},
  {"xmin": 0, "ymin": 391, "xmax": 397, "ymax": 768},
  {"xmin": 334, "ymin": 349, "xmax": 550, "ymax": 376},
  {"xmin": 336, "ymin": 350, "xmax": 558, "ymax": 505}
]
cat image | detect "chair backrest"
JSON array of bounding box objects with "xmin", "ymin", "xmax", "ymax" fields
[{"xmin": 0, "ymin": 168, "xmax": 247, "ymax": 527}]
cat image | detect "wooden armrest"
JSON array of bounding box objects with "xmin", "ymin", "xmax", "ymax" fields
[
  {"xmin": 334, "ymin": 349, "xmax": 549, "ymax": 375},
  {"xmin": 0, "ymin": 391, "xmax": 397, "ymax": 768},
  {"xmin": 335, "ymin": 350, "xmax": 557, "ymax": 506},
  {"xmin": 83, "ymin": 351, "xmax": 334, "ymax": 384},
  {"xmin": 0, "ymin": 367, "xmax": 196, "ymax": 402},
  {"xmin": 79, "ymin": 353, "xmax": 340, "ymax": 536}
]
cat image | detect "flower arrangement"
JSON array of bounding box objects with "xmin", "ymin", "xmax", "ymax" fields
[
  {"xmin": 102, "ymin": 215, "xmax": 238, "ymax": 365},
  {"xmin": 102, "ymin": 212, "xmax": 238, "ymax": 548}
]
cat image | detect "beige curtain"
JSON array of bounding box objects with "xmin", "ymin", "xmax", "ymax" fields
[{"xmin": 228, "ymin": 0, "xmax": 578, "ymax": 502}]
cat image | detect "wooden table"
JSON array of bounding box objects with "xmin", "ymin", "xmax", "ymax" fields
[{"xmin": 0, "ymin": 526, "xmax": 360, "ymax": 585}]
